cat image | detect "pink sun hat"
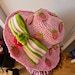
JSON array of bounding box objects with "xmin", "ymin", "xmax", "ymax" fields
[{"xmin": 3, "ymin": 9, "xmax": 64, "ymax": 74}]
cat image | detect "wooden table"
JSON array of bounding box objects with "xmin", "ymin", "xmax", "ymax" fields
[
  {"xmin": 18, "ymin": 51, "xmax": 75, "ymax": 75},
  {"xmin": 0, "ymin": 51, "xmax": 75, "ymax": 75},
  {"xmin": 53, "ymin": 51, "xmax": 75, "ymax": 75}
]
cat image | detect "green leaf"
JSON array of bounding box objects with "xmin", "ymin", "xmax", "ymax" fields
[
  {"xmin": 15, "ymin": 14, "xmax": 29, "ymax": 34},
  {"xmin": 31, "ymin": 38, "xmax": 48, "ymax": 51}
]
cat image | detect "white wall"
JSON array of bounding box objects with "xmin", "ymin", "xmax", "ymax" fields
[{"xmin": 0, "ymin": 0, "xmax": 75, "ymax": 43}]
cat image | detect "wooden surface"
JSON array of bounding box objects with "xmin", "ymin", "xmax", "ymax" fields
[
  {"xmin": 19, "ymin": 51, "xmax": 75, "ymax": 75},
  {"xmin": 0, "ymin": 51, "xmax": 75, "ymax": 75},
  {"xmin": 53, "ymin": 51, "xmax": 75, "ymax": 75}
]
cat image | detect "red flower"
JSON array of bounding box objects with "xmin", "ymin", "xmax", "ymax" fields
[
  {"xmin": 39, "ymin": 12, "xmax": 47, "ymax": 21},
  {"xmin": 13, "ymin": 37, "xmax": 22, "ymax": 47},
  {"xmin": 52, "ymin": 45, "xmax": 58, "ymax": 50},
  {"xmin": 33, "ymin": 32, "xmax": 43, "ymax": 41},
  {"xmin": 10, "ymin": 46, "xmax": 20, "ymax": 57},
  {"xmin": 45, "ymin": 58, "xmax": 51, "ymax": 67},
  {"xmin": 58, "ymin": 22, "xmax": 63, "ymax": 33},
  {"xmin": 51, "ymin": 29, "xmax": 58, "ymax": 40},
  {"xmin": 49, "ymin": 48, "xmax": 52, "ymax": 55}
]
